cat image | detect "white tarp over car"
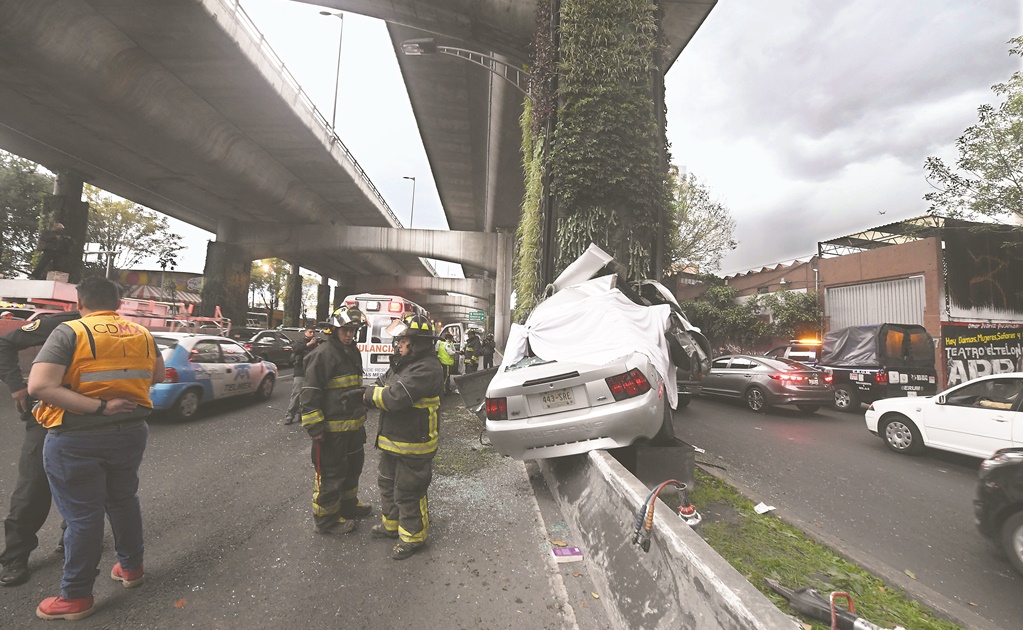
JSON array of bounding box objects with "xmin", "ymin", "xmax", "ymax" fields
[{"xmin": 501, "ymin": 281, "xmax": 678, "ymax": 408}]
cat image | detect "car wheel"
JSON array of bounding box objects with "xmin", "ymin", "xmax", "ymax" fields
[
  {"xmin": 745, "ymin": 386, "xmax": 769, "ymax": 412},
  {"xmin": 879, "ymin": 414, "xmax": 923, "ymax": 455},
  {"xmin": 255, "ymin": 375, "xmax": 275, "ymax": 401},
  {"xmin": 1000, "ymin": 512, "xmax": 1023, "ymax": 576},
  {"xmin": 173, "ymin": 389, "xmax": 202, "ymax": 421},
  {"xmin": 796, "ymin": 404, "xmax": 820, "ymax": 414},
  {"xmin": 676, "ymin": 393, "xmax": 691, "ymax": 409},
  {"xmin": 834, "ymin": 385, "xmax": 859, "ymax": 412}
]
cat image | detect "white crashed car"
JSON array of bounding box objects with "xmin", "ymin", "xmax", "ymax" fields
[{"xmin": 485, "ymin": 245, "xmax": 684, "ymax": 460}]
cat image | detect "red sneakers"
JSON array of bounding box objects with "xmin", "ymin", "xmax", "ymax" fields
[
  {"xmin": 36, "ymin": 595, "xmax": 95, "ymax": 621},
  {"xmin": 110, "ymin": 562, "xmax": 145, "ymax": 588}
]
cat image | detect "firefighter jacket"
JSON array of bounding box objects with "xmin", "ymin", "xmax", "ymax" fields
[
  {"xmin": 34, "ymin": 311, "xmax": 157, "ymax": 429},
  {"xmin": 365, "ymin": 348, "xmax": 444, "ymax": 459},
  {"xmin": 300, "ymin": 335, "xmax": 365, "ymax": 435},
  {"xmin": 0, "ymin": 311, "xmax": 81, "ymax": 422},
  {"xmin": 464, "ymin": 336, "xmax": 481, "ymax": 366},
  {"xmin": 436, "ymin": 340, "xmax": 455, "ymax": 367}
]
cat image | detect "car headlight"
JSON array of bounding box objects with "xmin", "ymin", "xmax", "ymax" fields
[{"xmin": 980, "ymin": 449, "xmax": 1023, "ymax": 474}]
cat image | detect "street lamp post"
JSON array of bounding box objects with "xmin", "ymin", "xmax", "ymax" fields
[
  {"xmin": 403, "ymin": 176, "xmax": 416, "ymax": 228},
  {"xmin": 319, "ymin": 11, "xmax": 344, "ymax": 130}
]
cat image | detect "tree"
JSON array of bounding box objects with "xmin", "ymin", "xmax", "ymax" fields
[
  {"xmin": 680, "ymin": 280, "xmax": 768, "ymax": 352},
  {"xmin": 667, "ymin": 167, "xmax": 737, "ymax": 273},
  {"xmin": 249, "ymin": 259, "xmax": 288, "ymax": 315},
  {"xmin": 924, "ymin": 36, "xmax": 1023, "ymax": 221},
  {"xmin": 84, "ymin": 185, "xmax": 183, "ymax": 271},
  {"xmin": 749, "ymin": 290, "xmax": 822, "ymax": 341},
  {"xmin": 0, "ymin": 151, "xmax": 52, "ymax": 277}
]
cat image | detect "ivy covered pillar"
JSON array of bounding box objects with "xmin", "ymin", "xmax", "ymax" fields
[
  {"xmin": 282, "ymin": 261, "xmax": 302, "ymax": 327},
  {"xmin": 201, "ymin": 218, "xmax": 250, "ymax": 325}
]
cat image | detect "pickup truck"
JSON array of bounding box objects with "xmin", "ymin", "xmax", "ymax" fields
[{"xmin": 819, "ymin": 323, "xmax": 938, "ymax": 411}]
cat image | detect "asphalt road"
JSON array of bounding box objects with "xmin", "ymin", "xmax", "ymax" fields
[
  {"xmin": 0, "ymin": 370, "xmax": 602, "ymax": 629},
  {"xmin": 674, "ymin": 396, "xmax": 1023, "ymax": 630}
]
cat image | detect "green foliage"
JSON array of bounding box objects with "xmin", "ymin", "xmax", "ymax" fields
[
  {"xmin": 692, "ymin": 470, "xmax": 962, "ymax": 630},
  {"xmin": 667, "ymin": 167, "xmax": 737, "ymax": 273},
  {"xmin": 925, "ymin": 36, "xmax": 1023, "ymax": 221},
  {"xmin": 514, "ymin": 99, "xmax": 545, "ymax": 323},
  {"xmin": 551, "ymin": 0, "xmax": 670, "ymax": 280},
  {"xmin": 85, "ymin": 185, "xmax": 183, "ymax": 271},
  {"xmin": 249, "ymin": 259, "xmax": 289, "ymax": 313},
  {"xmin": 682, "ymin": 284, "xmax": 768, "ymax": 351},
  {"xmin": 0, "ymin": 151, "xmax": 52, "ymax": 277},
  {"xmin": 749, "ymin": 289, "xmax": 823, "ymax": 341}
]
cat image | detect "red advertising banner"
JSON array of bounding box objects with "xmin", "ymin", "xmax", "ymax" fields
[{"xmin": 941, "ymin": 322, "xmax": 1023, "ymax": 387}]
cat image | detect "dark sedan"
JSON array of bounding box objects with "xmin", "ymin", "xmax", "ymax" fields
[
  {"xmin": 976, "ymin": 448, "xmax": 1023, "ymax": 575},
  {"xmin": 242, "ymin": 330, "xmax": 295, "ymax": 366},
  {"xmin": 700, "ymin": 354, "xmax": 834, "ymax": 413}
]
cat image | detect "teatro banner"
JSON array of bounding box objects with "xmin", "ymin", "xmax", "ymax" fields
[{"xmin": 941, "ymin": 322, "xmax": 1023, "ymax": 387}]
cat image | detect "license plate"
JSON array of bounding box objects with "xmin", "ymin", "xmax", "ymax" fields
[
  {"xmin": 808, "ymin": 377, "xmax": 819, "ymax": 385},
  {"xmin": 540, "ymin": 387, "xmax": 575, "ymax": 410},
  {"xmin": 907, "ymin": 391, "xmax": 917, "ymax": 397}
]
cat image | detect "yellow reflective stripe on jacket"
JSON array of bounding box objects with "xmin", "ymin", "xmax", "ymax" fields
[
  {"xmin": 301, "ymin": 409, "xmax": 325, "ymax": 427},
  {"xmin": 325, "ymin": 417, "xmax": 365, "ymax": 432},
  {"xmin": 377, "ymin": 435, "xmax": 438, "ymax": 455},
  {"xmin": 371, "ymin": 386, "xmax": 387, "ymax": 410},
  {"xmin": 326, "ymin": 374, "xmax": 361, "ymax": 389}
]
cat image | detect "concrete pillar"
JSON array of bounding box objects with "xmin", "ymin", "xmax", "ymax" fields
[
  {"xmin": 200, "ymin": 239, "xmax": 250, "ymax": 326},
  {"xmin": 40, "ymin": 171, "xmax": 88, "ymax": 282},
  {"xmin": 316, "ymin": 277, "xmax": 331, "ymax": 322},
  {"xmin": 283, "ymin": 261, "xmax": 302, "ymax": 327},
  {"xmin": 494, "ymin": 231, "xmax": 513, "ymax": 350},
  {"xmin": 332, "ymin": 283, "xmax": 345, "ymax": 312}
]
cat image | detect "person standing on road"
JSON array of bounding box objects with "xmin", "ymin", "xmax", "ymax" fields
[
  {"xmin": 0, "ymin": 310, "xmax": 80, "ymax": 588},
  {"xmin": 363, "ymin": 314, "xmax": 444, "ymax": 560},
  {"xmin": 463, "ymin": 329, "xmax": 481, "ymax": 374},
  {"xmin": 300, "ymin": 307, "xmax": 373, "ymax": 535},
  {"xmin": 284, "ymin": 327, "xmax": 319, "ymax": 425},
  {"xmin": 27, "ymin": 276, "xmax": 163, "ymax": 621},
  {"xmin": 436, "ymin": 332, "xmax": 456, "ymax": 394},
  {"xmin": 481, "ymin": 333, "xmax": 496, "ymax": 370}
]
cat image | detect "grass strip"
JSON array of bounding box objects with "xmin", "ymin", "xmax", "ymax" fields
[{"xmin": 689, "ymin": 468, "xmax": 962, "ymax": 630}]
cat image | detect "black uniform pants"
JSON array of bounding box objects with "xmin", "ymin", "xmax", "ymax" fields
[
  {"xmin": 1, "ymin": 422, "xmax": 53, "ymax": 566},
  {"xmin": 310, "ymin": 428, "xmax": 366, "ymax": 528},
  {"xmin": 377, "ymin": 451, "xmax": 432, "ymax": 543}
]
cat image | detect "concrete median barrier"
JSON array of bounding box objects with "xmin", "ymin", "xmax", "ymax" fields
[{"xmin": 540, "ymin": 450, "xmax": 798, "ymax": 629}]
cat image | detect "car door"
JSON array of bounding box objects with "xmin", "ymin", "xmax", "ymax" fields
[
  {"xmin": 187, "ymin": 340, "xmax": 225, "ymax": 400},
  {"xmin": 702, "ymin": 357, "xmax": 733, "ymax": 397},
  {"xmin": 217, "ymin": 340, "xmax": 264, "ymax": 397},
  {"xmin": 925, "ymin": 377, "xmax": 1023, "ymax": 457},
  {"xmin": 723, "ymin": 356, "xmax": 760, "ymax": 398}
]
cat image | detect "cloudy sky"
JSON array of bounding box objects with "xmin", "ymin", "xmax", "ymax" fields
[{"xmin": 164, "ymin": 0, "xmax": 1021, "ymax": 277}]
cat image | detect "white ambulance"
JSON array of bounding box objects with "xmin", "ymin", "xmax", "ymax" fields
[{"xmin": 341, "ymin": 293, "xmax": 430, "ymax": 384}]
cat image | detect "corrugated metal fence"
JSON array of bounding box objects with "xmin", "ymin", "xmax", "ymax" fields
[{"xmin": 826, "ymin": 276, "xmax": 926, "ymax": 329}]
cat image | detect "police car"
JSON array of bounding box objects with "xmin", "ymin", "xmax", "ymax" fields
[{"xmin": 150, "ymin": 332, "xmax": 277, "ymax": 420}]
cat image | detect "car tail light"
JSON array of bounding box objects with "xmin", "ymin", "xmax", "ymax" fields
[
  {"xmin": 164, "ymin": 367, "xmax": 179, "ymax": 383},
  {"xmin": 243, "ymin": 343, "xmax": 252, "ymax": 351},
  {"xmin": 605, "ymin": 368, "xmax": 652, "ymax": 401},
  {"xmin": 388, "ymin": 301, "xmax": 403, "ymax": 313},
  {"xmin": 284, "ymin": 346, "xmax": 292, "ymax": 351},
  {"xmin": 770, "ymin": 372, "xmax": 803, "ymax": 384},
  {"xmin": 875, "ymin": 369, "xmax": 888, "ymax": 384},
  {"xmin": 823, "ymin": 371, "xmax": 833, "ymax": 384},
  {"xmin": 485, "ymin": 397, "xmax": 507, "ymax": 420}
]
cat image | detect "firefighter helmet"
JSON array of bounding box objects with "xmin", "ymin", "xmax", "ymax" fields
[
  {"xmin": 385, "ymin": 313, "xmax": 436, "ymax": 339},
  {"xmin": 329, "ymin": 306, "xmax": 366, "ymax": 331}
]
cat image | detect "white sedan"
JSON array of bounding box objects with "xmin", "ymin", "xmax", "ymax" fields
[{"xmin": 865, "ymin": 373, "xmax": 1023, "ymax": 457}]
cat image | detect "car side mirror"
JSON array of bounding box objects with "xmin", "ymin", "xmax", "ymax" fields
[{"xmin": 936, "ymin": 394, "xmax": 946, "ymax": 405}]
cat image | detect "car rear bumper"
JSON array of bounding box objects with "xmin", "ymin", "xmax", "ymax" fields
[
  {"xmin": 486, "ymin": 390, "xmax": 663, "ymax": 460},
  {"xmin": 768, "ymin": 389, "xmax": 834, "ymax": 406}
]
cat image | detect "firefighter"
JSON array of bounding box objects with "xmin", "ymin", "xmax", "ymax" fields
[
  {"xmin": 463, "ymin": 329, "xmax": 481, "ymax": 374},
  {"xmin": 300, "ymin": 306, "xmax": 372, "ymax": 535},
  {"xmin": 0, "ymin": 311, "xmax": 79, "ymax": 588},
  {"xmin": 362, "ymin": 314, "xmax": 444, "ymax": 559},
  {"xmin": 436, "ymin": 332, "xmax": 456, "ymax": 394}
]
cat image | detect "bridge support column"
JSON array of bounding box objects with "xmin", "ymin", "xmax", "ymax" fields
[
  {"xmin": 316, "ymin": 277, "xmax": 331, "ymax": 322},
  {"xmin": 494, "ymin": 231, "xmax": 513, "ymax": 350},
  {"xmin": 283, "ymin": 261, "xmax": 302, "ymax": 327},
  {"xmin": 332, "ymin": 283, "xmax": 345, "ymax": 312},
  {"xmin": 40, "ymin": 171, "xmax": 88, "ymax": 282},
  {"xmin": 201, "ymin": 219, "xmax": 250, "ymax": 326}
]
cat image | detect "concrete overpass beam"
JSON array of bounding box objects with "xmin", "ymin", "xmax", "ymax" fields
[{"xmin": 349, "ymin": 276, "xmax": 493, "ymax": 301}]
